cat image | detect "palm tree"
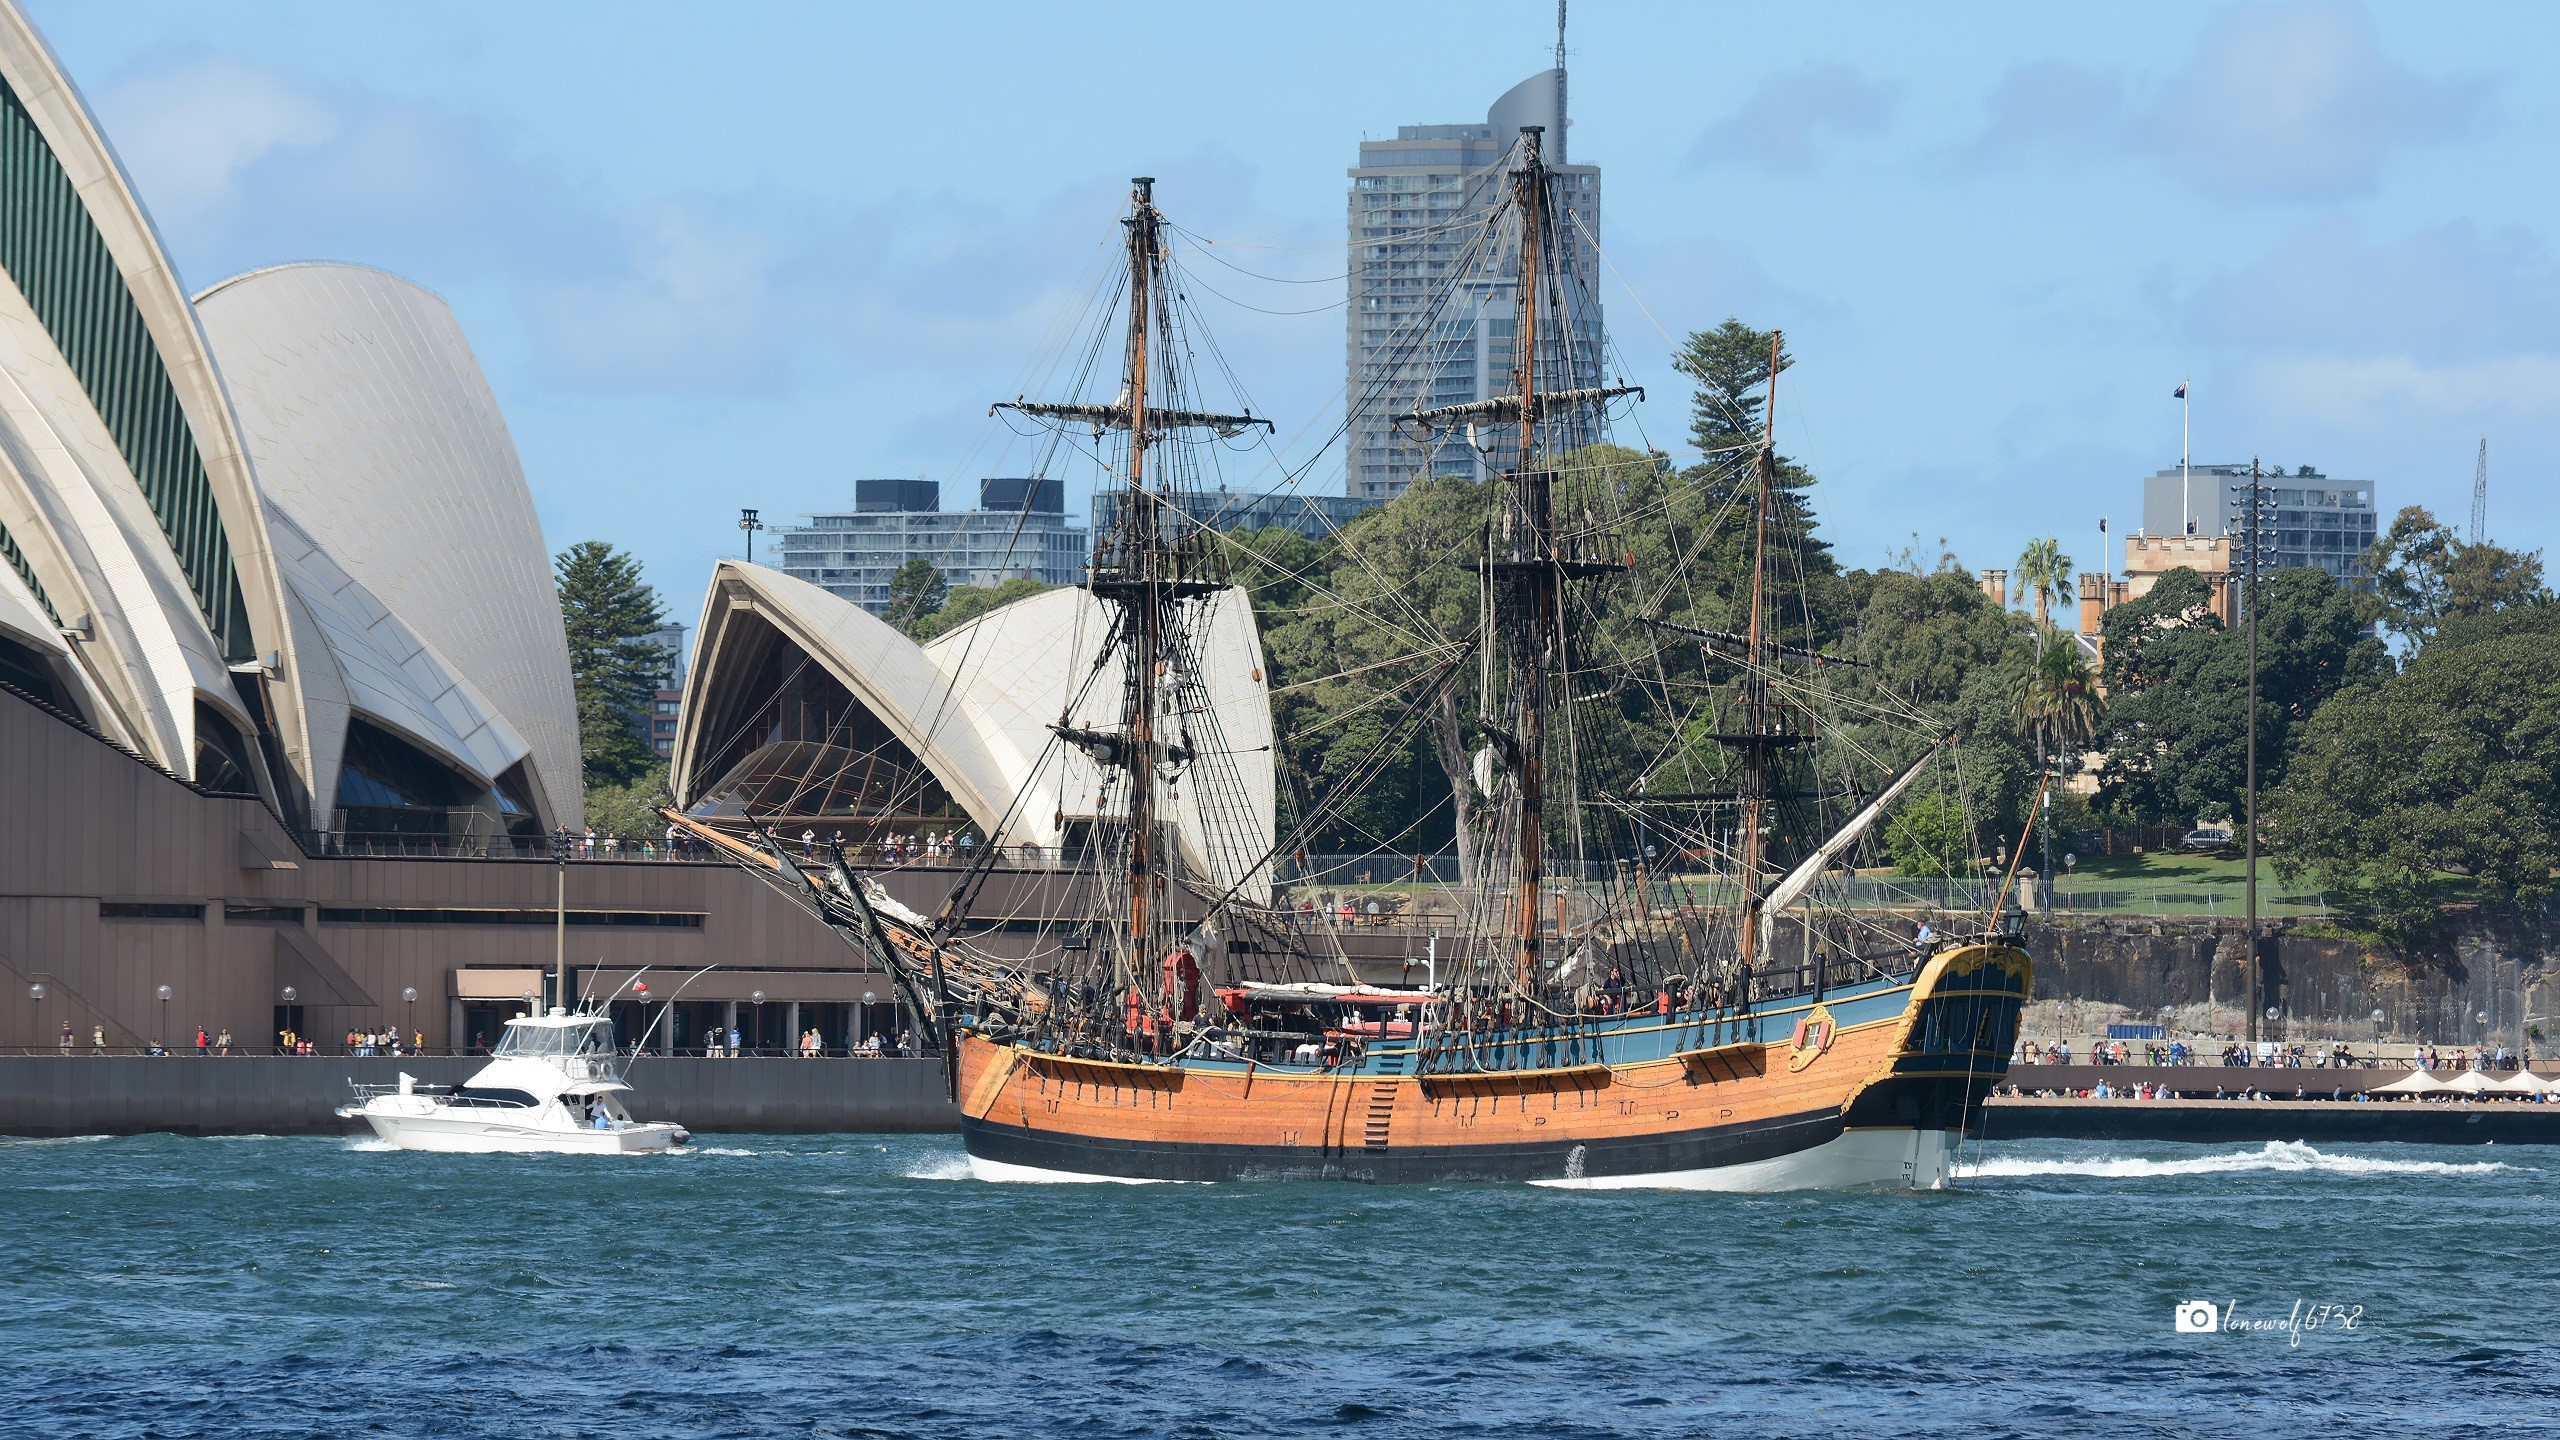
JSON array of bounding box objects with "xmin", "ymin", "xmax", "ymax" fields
[
  {"xmin": 2014, "ymin": 629, "xmax": 2105, "ymax": 909},
  {"xmin": 2014, "ymin": 537, "xmax": 2074, "ymax": 634}
]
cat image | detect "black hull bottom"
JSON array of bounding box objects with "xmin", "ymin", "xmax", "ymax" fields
[{"xmin": 960, "ymin": 1107, "xmax": 1858, "ymax": 1185}]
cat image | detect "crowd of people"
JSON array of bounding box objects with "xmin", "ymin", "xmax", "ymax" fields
[
  {"xmin": 680, "ymin": 1024, "xmax": 915, "ymax": 1059},
  {"xmin": 2017, "ymin": 1038, "xmax": 2535, "ymax": 1072}
]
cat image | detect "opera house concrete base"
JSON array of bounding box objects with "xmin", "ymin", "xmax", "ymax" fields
[
  {"xmin": 0, "ymin": 1055, "xmax": 957, "ymax": 1137},
  {"xmin": 0, "ymin": 686, "xmax": 948, "ymax": 1059}
]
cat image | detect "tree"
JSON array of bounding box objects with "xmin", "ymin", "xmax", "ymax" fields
[
  {"xmin": 585, "ymin": 762, "xmax": 672, "ymax": 841},
  {"xmin": 912, "ymin": 577, "xmax": 1051, "ymax": 642},
  {"xmin": 1884, "ymin": 789, "xmax": 1970, "ymax": 877},
  {"xmin": 2271, "ymin": 604, "xmax": 2560, "ymax": 950},
  {"xmin": 1841, "ymin": 568, "xmax": 2031, "ymax": 854},
  {"xmin": 556, "ymin": 540, "xmax": 666, "ymax": 789},
  {"xmin": 2362, "ymin": 505, "xmax": 2548, "ymax": 648},
  {"xmin": 2016, "ymin": 628, "xmax": 2103, "ymax": 769},
  {"xmin": 2013, "ymin": 537, "xmax": 2073, "ymax": 633},
  {"xmin": 1670, "ymin": 320, "xmax": 1837, "ymax": 586},
  {"xmin": 2013, "ymin": 627, "xmax": 2103, "ymax": 896},
  {"xmin": 2095, "ymin": 565, "xmax": 2386, "ymax": 826},
  {"xmin": 883, "ymin": 560, "xmax": 949, "ymax": 637}
]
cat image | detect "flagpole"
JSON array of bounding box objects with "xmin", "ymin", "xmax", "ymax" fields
[{"xmin": 2180, "ymin": 381, "xmax": 2191, "ymax": 535}]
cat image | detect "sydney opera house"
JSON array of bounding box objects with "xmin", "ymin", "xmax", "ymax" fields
[
  {"xmin": 0, "ymin": 1, "xmax": 1290, "ymax": 1057},
  {"xmin": 0, "ymin": 4, "xmax": 860, "ymax": 1053}
]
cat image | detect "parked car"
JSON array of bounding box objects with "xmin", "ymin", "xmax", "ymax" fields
[{"xmin": 2177, "ymin": 827, "xmax": 2234, "ymax": 852}]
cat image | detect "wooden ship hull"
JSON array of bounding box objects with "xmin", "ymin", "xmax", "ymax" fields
[{"xmin": 951, "ymin": 944, "xmax": 2029, "ymax": 1188}]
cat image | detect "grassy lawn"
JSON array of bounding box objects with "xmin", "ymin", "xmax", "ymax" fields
[{"xmin": 2061, "ymin": 849, "xmax": 2261, "ymax": 884}]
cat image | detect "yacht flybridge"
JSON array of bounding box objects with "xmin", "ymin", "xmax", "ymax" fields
[{"xmin": 337, "ymin": 1011, "xmax": 689, "ymax": 1154}]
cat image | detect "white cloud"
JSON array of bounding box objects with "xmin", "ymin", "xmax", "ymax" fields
[
  {"xmin": 1963, "ymin": 1, "xmax": 2482, "ymax": 201},
  {"xmin": 100, "ymin": 53, "xmax": 336, "ymax": 217},
  {"xmin": 1689, "ymin": 65, "xmax": 1897, "ymax": 171},
  {"xmin": 2146, "ymin": 0, "xmax": 2479, "ymax": 199},
  {"xmin": 2186, "ymin": 220, "xmax": 2560, "ymax": 361},
  {"xmin": 2245, "ymin": 354, "xmax": 2560, "ymax": 420}
]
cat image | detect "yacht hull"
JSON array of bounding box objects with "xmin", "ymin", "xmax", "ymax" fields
[
  {"xmin": 953, "ymin": 944, "xmax": 2026, "ymax": 1190},
  {"xmin": 346, "ymin": 1106, "xmax": 687, "ymax": 1154}
]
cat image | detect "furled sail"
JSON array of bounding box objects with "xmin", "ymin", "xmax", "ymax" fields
[{"xmin": 1754, "ymin": 731, "xmax": 1954, "ymax": 956}]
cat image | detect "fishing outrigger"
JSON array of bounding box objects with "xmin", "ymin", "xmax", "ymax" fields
[{"xmin": 670, "ymin": 132, "xmax": 2028, "ymax": 1187}]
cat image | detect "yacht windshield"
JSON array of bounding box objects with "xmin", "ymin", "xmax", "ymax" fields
[{"xmin": 493, "ymin": 1020, "xmax": 615, "ymax": 1058}]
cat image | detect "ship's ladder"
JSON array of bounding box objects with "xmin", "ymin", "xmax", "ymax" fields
[{"xmin": 1363, "ymin": 1048, "xmax": 1410, "ymax": 1149}]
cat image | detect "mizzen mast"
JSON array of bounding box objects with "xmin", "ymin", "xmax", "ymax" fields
[{"xmin": 1736, "ymin": 331, "xmax": 1782, "ymax": 970}]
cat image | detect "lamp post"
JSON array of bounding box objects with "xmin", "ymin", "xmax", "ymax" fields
[
  {"xmin": 2229, "ymin": 462, "xmax": 2274, "ymax": 1047},
  {"xmin": 402, "ymin": 987, "xmax": 418, "ymax": 1048},
  {"xmin": 156, "ymin": 984, "xmax": 171, "ymax": 1051},
  {"xmin": 861, "ymin": 989, "xmax": 876, "ymax": 1050},
  {"xmin": 739, "ymin": 507, "xmax": 766, "ymax": 565},
  {"xmin": 751, "ymin": 990, "xmax": 766, "ymax": 1055}
]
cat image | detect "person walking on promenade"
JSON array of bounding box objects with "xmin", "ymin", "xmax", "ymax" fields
[
  {"xmin": 58, "ymin": 1020, "xmax": 72, "ymax": 1055},
  {"xmin": 727, "ymin": 1024, "xmax": 743, "ymax": 1057},
  {"xmin": 91, "ymin": 1024, "xmax": 105, "ymax": 1054},
  {"xmin": 216, "ymin": 1028, "xmax": 231, "ymax": 1056},
  {"xmin": 194, "ymin": 1026, "xmax": 208, "ymax": 1056}
]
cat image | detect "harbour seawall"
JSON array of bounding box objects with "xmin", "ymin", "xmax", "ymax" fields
[
  {"xmin": 2013, "ymin": 916, "xmax": 2550, "ymax": 1045},
  {"xmin": 1983, "ymin": 1063, "xmax": 2560, "ymax": 1145},
  {"xmin": 0, "ymin": 1056, "xmax": 960, "ymax": 1137}
]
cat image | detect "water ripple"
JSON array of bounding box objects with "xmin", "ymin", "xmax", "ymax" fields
[{"xmin": 3, "ymin": 1134, "xmax": 2557, "ymax": 1438}]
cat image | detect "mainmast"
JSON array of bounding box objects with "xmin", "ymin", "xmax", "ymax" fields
[
  {"xmin": 1120, "ymin": 179, "xmax": 1162, "ymax": 977},
  {"xmin": 1509, "ymin": 128, "xmax": 1553, "ymax": 994},
  {"xmin": 1392, "ymin": 128, "xmax": 1637, "ymax": 1003}
]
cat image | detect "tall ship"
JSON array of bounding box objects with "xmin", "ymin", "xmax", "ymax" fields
[{"xmin": 673, "ymin": 130, "xmax": 2029, "ymax": 1187}]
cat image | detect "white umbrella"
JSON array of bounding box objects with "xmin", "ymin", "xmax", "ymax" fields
[
  {"xmin": 2443, "ymin": 1070, "xmax": 2500, "ymax": 1095},
  {"xmin": 2367, "ymin": 1069, "xmax": 2448, "ymax": 1095},
  {"xmin": 2490, "ymin": 1070, "xmax": 2557, "ymax": 1096}
]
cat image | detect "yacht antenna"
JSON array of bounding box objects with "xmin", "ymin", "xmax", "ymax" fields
[{"xmin": 553, "ymin": 839, "xmax": 567, "ymax": 1013}]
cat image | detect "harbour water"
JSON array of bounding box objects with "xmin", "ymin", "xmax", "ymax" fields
[{"xmin": 4, "ymin": 1133, "xmax": 2554, "ymax": 1438}]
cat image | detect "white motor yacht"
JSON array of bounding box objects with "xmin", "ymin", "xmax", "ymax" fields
[{"xmin": 337, "ymin": 1010, "xmax": 689, "ymax": 1154}]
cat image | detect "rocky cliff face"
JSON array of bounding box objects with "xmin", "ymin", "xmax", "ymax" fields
[{"xmin": 2003, "ymin": 915, "xmax": 2550, "ymax": 1048}]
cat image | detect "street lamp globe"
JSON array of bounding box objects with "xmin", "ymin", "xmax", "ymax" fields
[
  {"xmin": 752, "ymin": 990, "xmax": 765, "ymax": 1005},
  {"xmin": 156, "ymin": 984, "xmax": 172, "ymax": 1002},
  {"xmin": 27, "ymin": 982, "xmax": 44, "ymax": 1001},
  {"xmin": 2372, "ymin": 1009, "xmax": 2386, "ymax": 1024},
  {"xmin": 402, "ymin": 986, "xmax": 418, "ymax": 1004},
  {"xmin": 863, "ymin": 990, "xmax": 877, "ymax": 1007},
  {"xmin": 280, "ymin": 986, "xmax": 297, "ymax": 1003},
  {"xmin": 2265, "ymin": 1007, "xmax": 2277, "ymax": 1020}
]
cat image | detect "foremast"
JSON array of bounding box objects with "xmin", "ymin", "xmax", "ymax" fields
[{"xmin": 992, "ymin": 178, "xmax": 1271, "ymax": 1054}]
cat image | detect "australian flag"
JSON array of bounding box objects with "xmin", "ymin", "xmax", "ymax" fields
[{"xmin": 2173, "ymin": 383, "xmax": 2188, "ymax": 398}]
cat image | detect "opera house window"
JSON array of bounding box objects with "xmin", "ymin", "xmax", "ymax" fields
[
  {"xmin": 331, "ymin": 718, "xmax": 534, "ymax": 846},
  {"xmin": 684, "ymin": 623, "xmax": 961, "ymax": 836}
]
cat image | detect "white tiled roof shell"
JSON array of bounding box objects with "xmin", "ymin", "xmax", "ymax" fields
[
  {"xmin": 193, "ymin": 263, "xmax": 580, "ymax": 826},
  {"xmin": 922, "ymin": 585, "xmax": 1274, "ymax": 897},
  {"xmin": 264, "ymin": 504, "xmax": 532, "ymax": 813},
  {"xmin": 676, "ymin": 564, "xmax": 1275, "ymax": 898}
]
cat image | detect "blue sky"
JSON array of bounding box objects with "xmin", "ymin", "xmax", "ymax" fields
[{"xmin": 27, "ymin": 0, "xmax": 2556, "ymax": 624}]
